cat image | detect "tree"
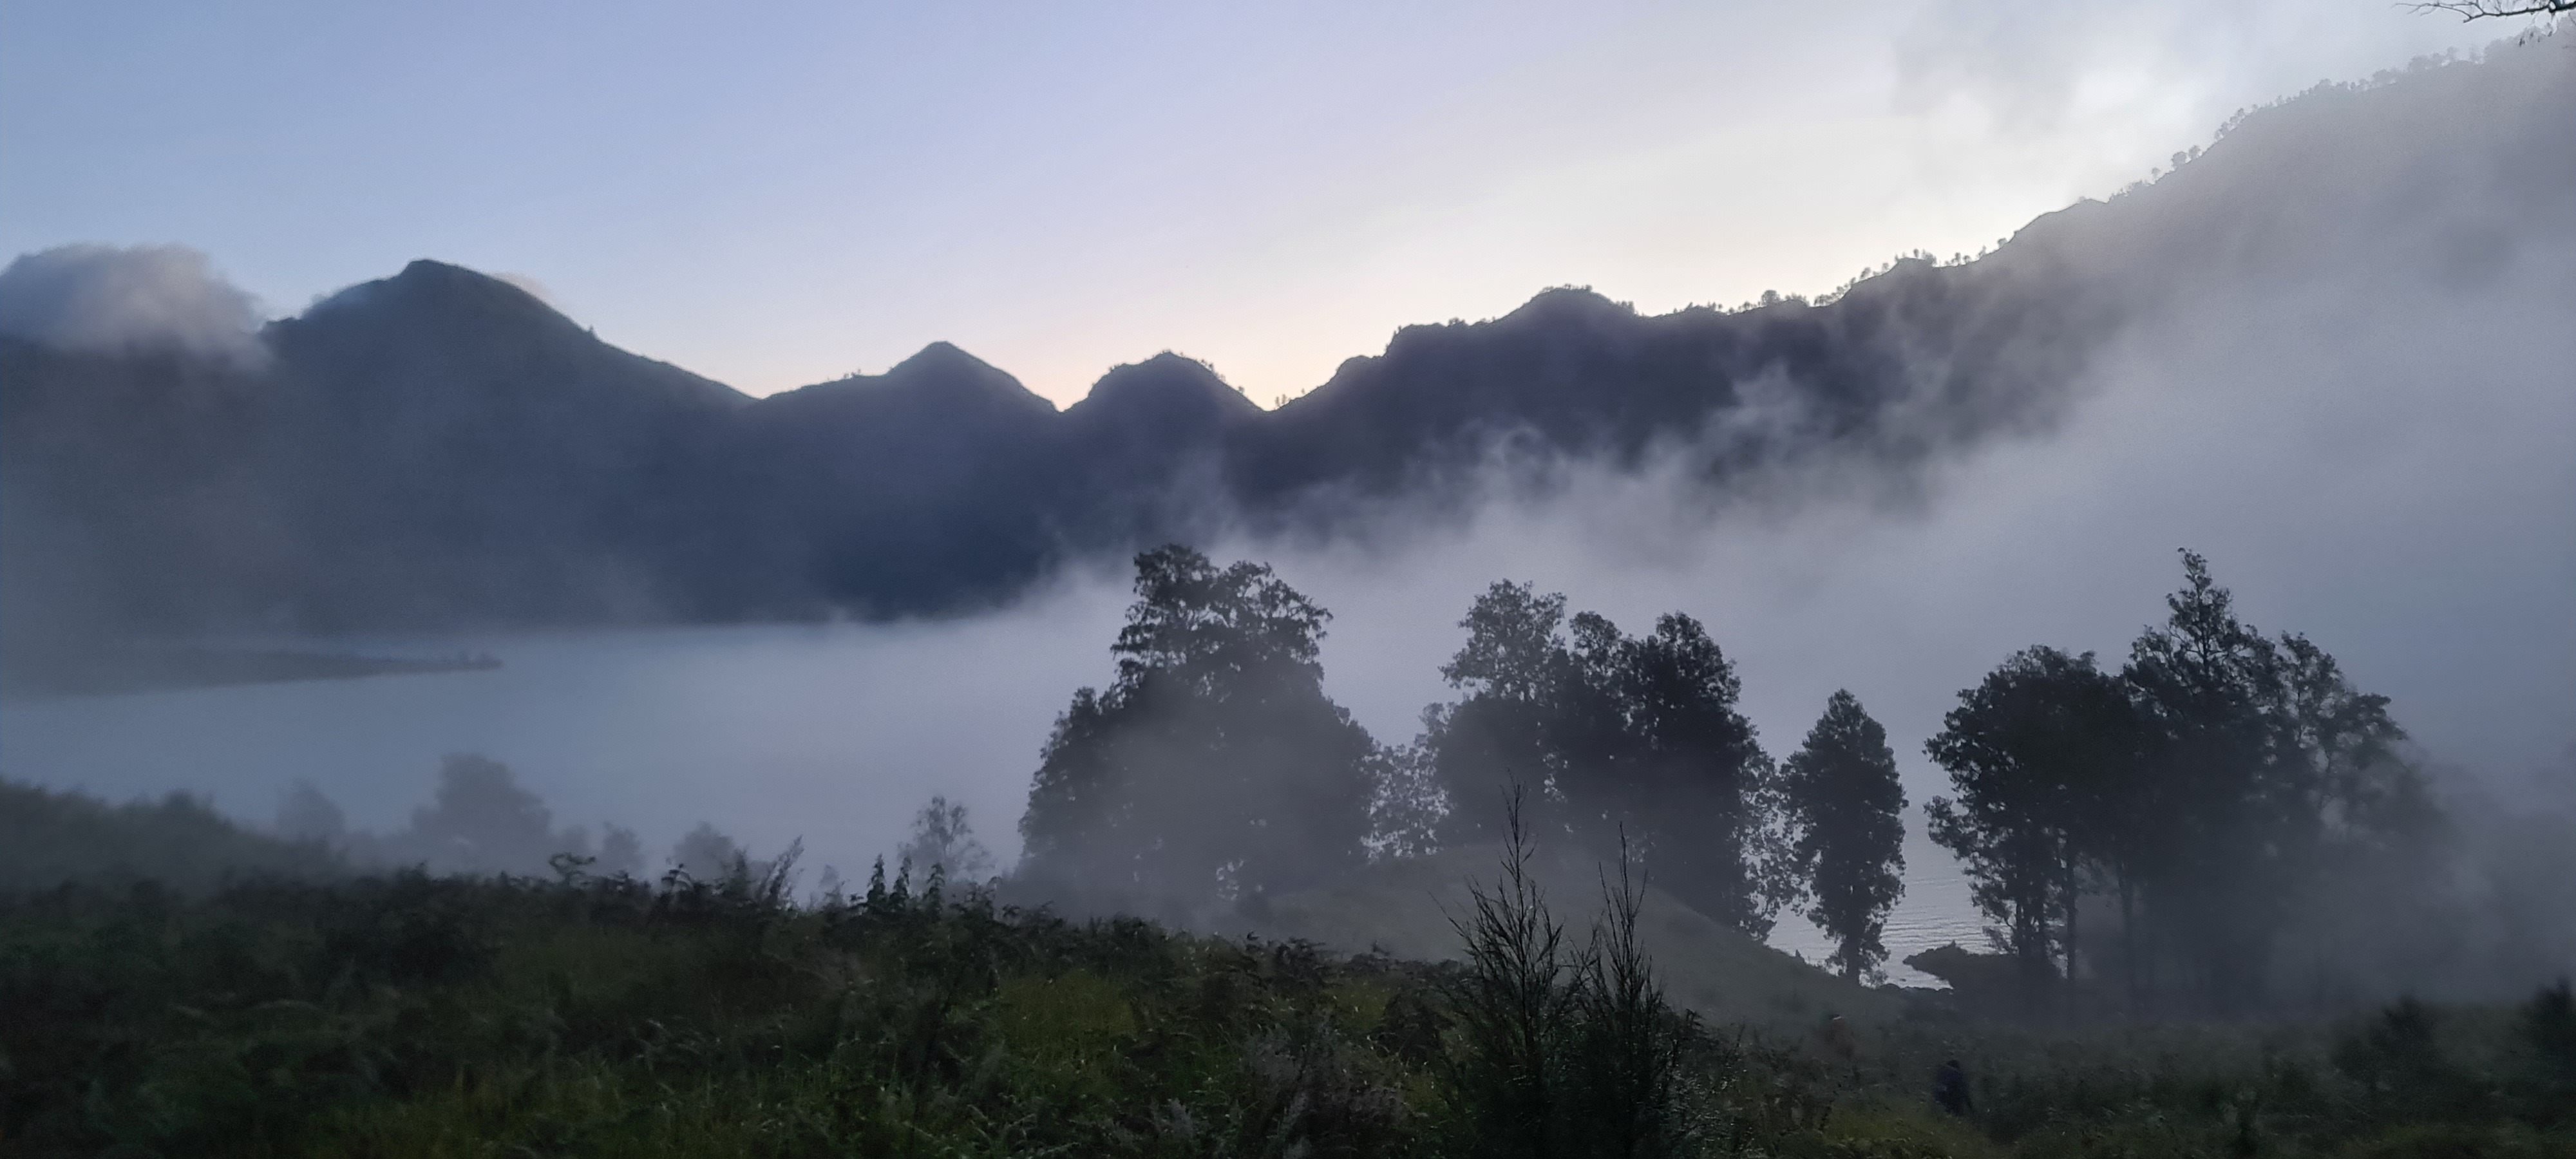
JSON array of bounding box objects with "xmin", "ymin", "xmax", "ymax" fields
[
  {"xmin": 1780, "ymin": 690, "xmax": 1908, "ymax": 982},
  {"xmin": 1600, "ymin": 612, "xmax": 1788, "ymax": 939},
  {"xmin": 596, "ymin": 824, "xmax": 644, "ymax": 878},
  {"xmin": 2124, "ymin": 551, "xmax": 2313, "ymax": 1010},
  {"xmin": 898, "ymin": 795, "xmax": 994, "ymax": 883},
  {"xmin": 389, "ymin": 753, "xmax": 596, "ymax": 875},
  {"xmin": 670, "ymin": 822, "xmax": 753, "ymax": 883},
  {"xmin": 2121, "ymin": 550, "xmax": 2422, "ymax": 1013},
  {"xmin": 1424, "ymin": 584, "xmax": 1786, "ymax": 937},
  {"xmin": 274, "ymin": 780, "xmax": 348, "ymax": 847},
  {"xmin": 1926, "ymin": 647, "xmax": 2131, "ymax": 987},
  {"xmin": 2410, "ymin": 1, "xmax": 2574, "ymax": 19},
  {"xmin": 1427, "ymin": 581, "xmax": 1582, "ymax": 845},
  {"xmin": 1017, "ymin": 546, "xmax": 1378, "ymax": 911}
]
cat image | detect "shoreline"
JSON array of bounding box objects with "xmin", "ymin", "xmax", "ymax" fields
[{"xmin": 0, "ymin": 645, "xmax": 502, "ymax": 699}]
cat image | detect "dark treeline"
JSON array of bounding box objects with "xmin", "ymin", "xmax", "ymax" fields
[
  {"xmin": 1010, "ymin": 545, "xmax": 1909, "ymax": 984},
  {"xmin": 0, "ymin": 755, "xmax": 862, "ymax": 898},
  {"xmin": 1924, "ymin": 551, "xmax": 2443, "ymax": 1016},
  {"xmin": 1014, "ymin": 543, "xmax": 2559, "ymax": 1016}
]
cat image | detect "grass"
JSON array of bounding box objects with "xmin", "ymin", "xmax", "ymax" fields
[
  {"xmin": 1, "ymin": 840, "xmax": 2570, "ymax": 1156},
  {"xmin": 1256, "ymin": 842, "xmax": 1902, "ymax": 1035}
]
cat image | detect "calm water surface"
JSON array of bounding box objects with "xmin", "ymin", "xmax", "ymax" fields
[{"xmin": 0, "ymin": 621, "xmax": 1985, "ymax": 985}]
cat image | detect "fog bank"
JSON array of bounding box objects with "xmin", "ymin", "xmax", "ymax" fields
[{"xmin": 0, "ymin": 243, "xmax": 267, "ymax": 366}]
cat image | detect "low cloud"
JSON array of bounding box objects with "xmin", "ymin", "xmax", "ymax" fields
[{"xmin": 0, "ymin": 243, "xmax": 268, "ymax": 367}]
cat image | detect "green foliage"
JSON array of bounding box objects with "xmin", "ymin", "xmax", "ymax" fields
[
  {"xmin": 1924, "ymin": 551, "xmax": 2439, "ymax": 1016},
  {"xmin": 4, "ymin": 862, "xmax": 2571, "ymax": 1156},
  {"xmin": 1925, "ymin": 646, "xmax": 2130, "ymax": 985},
  {"xmin": 0, "ymin": 779, "xmax": 344, "ymax": 892},
  {"xmin": 1441, "ymin": 797, "xmax": 1710, "ymax": 1158},
  {"xmin": 2521, "ymin": 979, "xmax": 2576, "ymax": 1124},
  {"xmin": 1425, "ymin": 582, "xmax": 1787, "ymax": 939},
  {"xmin": 0, "ymin": 865, "xmax": 1441, "ymax": 1157},
  {"xmin": 1781, "ymin": 690, "xmax": 1909, "ymax": 981},
  {"xmin": 2121, "ymin": 551, "xmax": 2423, "ymax": 1013},
  {"xmin": 1018, "ymin": 545, "xmax": 1380, "ymax": 910}
]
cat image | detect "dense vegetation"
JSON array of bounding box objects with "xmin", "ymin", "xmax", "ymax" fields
[
  {"xmin": 1924, "ymin": 553, "xmax": 2435, "ymax": 1016},
  {"xmin": 4, "ymin": 543, "xmax": 2570, "ymax": 1154},
  {"xmin": 5, "ymin": 842, "xmax": 2572, "ymax": 1158},
  {"xmin": 1015, "ymin": 543, "xmax": 2552, "ymax": 1013}
]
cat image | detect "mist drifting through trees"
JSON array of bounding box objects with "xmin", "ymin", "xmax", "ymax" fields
[{"xmin": 0, "ymin": 28, "xmax": 2568, "ymax": 1028}]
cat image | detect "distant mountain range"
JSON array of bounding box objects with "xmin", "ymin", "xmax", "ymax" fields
[{"xmin": 3, "ymin": 46, "xmax": 2566, "ymax": 657}]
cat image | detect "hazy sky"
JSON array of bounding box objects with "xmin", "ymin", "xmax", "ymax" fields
[{"xmin": 0, "ymin": 0, "xmax": 2513, "ymax": 404}]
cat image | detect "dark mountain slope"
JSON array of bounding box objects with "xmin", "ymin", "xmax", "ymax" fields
[
  {"xmin": 721, "ymin": 342, "xmax": 1067, "ymax": 617},
  {"xmin": 1227, "ymin": 265, "xmax": 2084, "ymax": 516},
  {"xmin": 1056, "ymin": 353, "xmax": 1262, "ymax": 545},
  {"xmin": 0, "ymin": 337, "xmax": 281, "ymax": 650},
  {"xmin": 1, "ymin": 46, "xmax": 2564, "ymax": 653},
  {"xmin": 258, "ymin": 260, "xmax": 753, "ymax": 628}
]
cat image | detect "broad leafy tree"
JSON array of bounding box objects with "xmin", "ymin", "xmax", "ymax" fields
[
  {"xmin": 1599, "ymin": 612, "xmax": 1787, "ymax": 939},
  {"xmin": 1423, "ymin": 583, "xmax": 1787, "ymax": 937},
  {"xmin": 1923, "ymin": 551, "xmax": 2433, "ymax": 1013},
  {"xmin": 1926, "ymin": 646, "xmax": 2131, "ymax": 986},
  {"xmin": 1017, "ymin": 546, "xmax": 1378, "ymax": 911},
  {"xmin": 1780, "ymin": 690, "xmax": 1908, "ymax": 981},
  {"xmin": 1425, "ymin": 582, "xmax": 1586, "ymax": 844},
  {"xmin": 2121, "ymin": 550, "xmax": 2420, "ymax": 1012}
]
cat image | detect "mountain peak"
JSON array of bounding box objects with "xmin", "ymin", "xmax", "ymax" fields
[
  {"xmin": 1077, "ymin": 352, "xmax": 1257, "ymax": 417},
  {"xmin": 886, "ymin": 340, "xmax": 1000, "ymax": 379},
  {"xmin": 300, "ymin": 259, "xmax": 572, "ymax": 335},
  {"xmin": 1510, "ymin": 285, "xmax": 1630, "ymax": 321},
  {"xmin": 770, "ymin": 341, "xmax": 1054, "ymax": 420}
]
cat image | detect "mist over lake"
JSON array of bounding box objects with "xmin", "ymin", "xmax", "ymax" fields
[
  {"xmin": 13, "ymin": 7, "xmax": 2576, "ymax": 1154},
  {"xmin": 0, "ymin": 593, "xmax": 1985, "ymax": 975}
]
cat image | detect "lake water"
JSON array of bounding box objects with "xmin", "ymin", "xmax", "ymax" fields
[{"xmin": 0, "ymin": 617, "xmax": 1987, "ymax": 985}]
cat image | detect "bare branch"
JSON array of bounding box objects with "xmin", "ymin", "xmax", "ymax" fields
[{"xmin": 2409, "ymin": 0, "xmax": 2575, "ymax": 20}]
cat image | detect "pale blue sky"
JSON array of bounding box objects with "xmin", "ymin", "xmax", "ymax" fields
[{"xmin": 0, "ymin": 0, "xmax": 2504, "ymax": 403}]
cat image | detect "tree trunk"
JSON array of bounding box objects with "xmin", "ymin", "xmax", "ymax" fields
[
  {"xmin": 2119, "ymin": 876, "xmax": 2141, "ymax": 1017},
  {"xmin": 2063, "ymin": 852, "xmax": 2081, "ymax": 985}
]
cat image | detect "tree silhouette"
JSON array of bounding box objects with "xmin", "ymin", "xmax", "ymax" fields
[
  {"xmin": 390, "ymin": 753, "xmax": 596, "ymax": 875},
  {"xmin": 1921, "ymin": 552, "xmax": 2433, "ymax": 1013},
  {"xmin": 1780, "ymin": 690, "xmax": 1908, "ymax": 981},
  {"xmin": 1018, "ymin": 546, "xmax": 1377, "ymax": 911},
  {"xmin": 1426, "ymin": 581, "xmax": 1582, "ymax": 845},
  {"xmin": 1599, "ymin": 612, "xmax": 1787, "ymax": 939},
  {"xmin": 1424, "ymin": 584, "xmax": 1786, "ymax": 936},
  {"xmin": 898, "ymin": 795, "xmax": 994, "ymax": 883},
  {"xmin": 2121, "ymin": 550, "xmax": 2421, "ymax": 1013},
  {"xmin": 2410, "ymin": 1, "xmax": 2574, "ymax": 18},
  {"xmin": 1926, "ymin": 647, "xmax": 2127, "ymax": 987}
]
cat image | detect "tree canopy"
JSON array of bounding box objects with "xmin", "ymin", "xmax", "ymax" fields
[
  {"xmin": 1423, "ymin": 582, "xmax": 1789, "ymax": 937},
  {"xmin": 1925, "ymin": 551, "xmax": 2432, "ymax": 1013},
  {"xmin": 1017, "ymin": 546, "xmax": 1378, "ymax": 916},
  {"xmin": 1781, "ymin": 690, "xmax": 1908, "ymax": 981}
]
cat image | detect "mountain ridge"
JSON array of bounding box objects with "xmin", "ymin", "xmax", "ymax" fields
[{"xmin": 3, "ymin": 45, "xmax": 2566, "ymax": 652}]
